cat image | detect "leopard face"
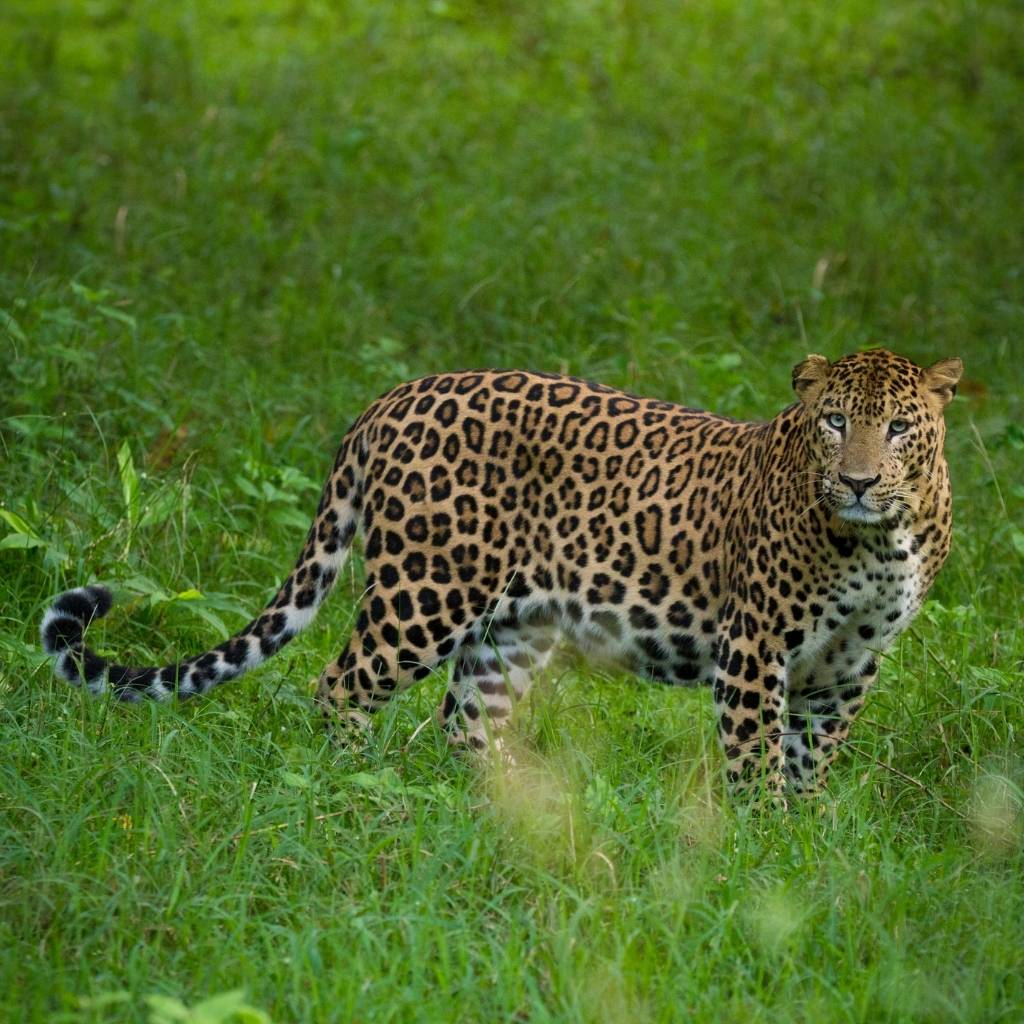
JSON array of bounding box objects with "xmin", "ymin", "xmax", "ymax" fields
[{"xmin": 793, "ymin": 349, "xmax": 962, "ymax": 526}]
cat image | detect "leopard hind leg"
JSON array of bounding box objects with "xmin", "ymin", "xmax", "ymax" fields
[
  {"xmin": 437, "ymin": 619, "xmax": 557, "ymax": 755},
  {"xmin": 316, "ymin": 592, "xmax": 472, "ymax": 740}
]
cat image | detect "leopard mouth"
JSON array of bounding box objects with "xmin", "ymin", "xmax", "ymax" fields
[
  {"xmin": 836, "ymin": 502, "xmax": 885, "ymax": 524},
  {"xmin": 834, "ymin": 491, "xmax": 909, "ymax": 525},
  {"xmin": 822, "ymin": 480, "xmax": 888, "ymax": 524}
]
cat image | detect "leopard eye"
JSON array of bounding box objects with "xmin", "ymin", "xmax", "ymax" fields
[
  {"xmin": 825, "ymin": 412, "xmax": 846, "ymax": 431},
  {"xmin": 889, "ymin": 419, "xmax": 910, "ymax": 436}
]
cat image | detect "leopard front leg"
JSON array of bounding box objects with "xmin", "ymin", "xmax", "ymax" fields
[
  {"xmin": 784, "ymin": 655, "xmax": 878, "ymax": 795},
  {"xmin": 714, "ymin": 625, "xmax": 788, "ymax": 799}
]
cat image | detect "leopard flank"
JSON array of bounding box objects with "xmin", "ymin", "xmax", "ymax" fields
[{"xmin": 41, "ymin": 349, "xmax": 961, "ymax": 796}]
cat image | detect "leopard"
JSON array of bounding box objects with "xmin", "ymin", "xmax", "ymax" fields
[{"xmin": 40, "ymin": 348, "xmax": 962, "ymax": 796}]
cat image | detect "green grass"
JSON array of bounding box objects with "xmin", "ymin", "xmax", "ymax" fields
[{"xmin": 2, "ymin": 1, "xmax": 1023, "ymax": 1021}]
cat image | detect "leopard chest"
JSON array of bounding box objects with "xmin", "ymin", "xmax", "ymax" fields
[{"xmin": 789, "ymin": 527, "xmax": 926, "ymax": 681}]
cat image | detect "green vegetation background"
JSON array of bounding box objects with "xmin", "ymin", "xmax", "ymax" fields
[{"xmin": 1, "ymin": 2, "xmax": 1022, "ymax": 1021}]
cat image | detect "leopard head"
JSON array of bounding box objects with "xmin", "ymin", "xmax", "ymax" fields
[{"xmin": 792, "ymin": 349, "xmax": 962, "ymax": 526}]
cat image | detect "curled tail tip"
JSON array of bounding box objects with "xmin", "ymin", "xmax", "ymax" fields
[{"xmin": 40, "ymin": 584, "xmax": 114, "ymax": 656}]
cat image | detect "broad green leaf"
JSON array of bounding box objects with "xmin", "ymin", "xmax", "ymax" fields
[
  {"xmin": 70, "ymin": 281, "xmax": 110, "ymax": 304},
  {"xmin": 280, "ymin": 770, "xmax": 310, "ymax": 789},
  {"xmin": 269, "ymin": 506, "xmax": 313, "ymax": 530},
  {"xmin": 75, "ymin": 991, "xmax": 133, "ymax": 1010},
  {"xmin": 117, "ymin": 440, "xmax": 140, "ymax": 528},
  {"xmin": 0, "ymin": 508, "xmax": 38, "ymax": 537},
  {"xmin": 234, "ymin": 476, "xmax": 261, "ymax": 499},
  {"xmin": 0, "ymin": 533, "xmax": 48, "ymax": 550},
  {"xmin": 139, "ymin": 485, "xmax": 183, "ymax": 529},
  {"xmin": 0, "ymin": 309, "xmax": 26, "ymax": 342},
  {"xmin": 345, "ymin": 768, "xmax": 405, "ymax": 791},
  {"xmin": 177, "ymin": 603, "xmax": 229, "ymax": 638},
  {"xmin": 192, "ymin": 591, "xmax": 252, "ymax": 618},
  {"xmin": 97, "ymin": 304, "xmax": 137, "ymax": 328},
  {"xmin": 40, "ymin": 307, "xmax": 85, "ymax": 328},
  {"xmin": 48, "ymin": 342, "xmax": 97, "ymax": 367},
  {"xmin": 1010, "ymin": 528, "xmax": 1024, "ymax": 558},
  {"xmin": 190, "ymin": 989, "xmax": 272, "ymax": 1024},
  {"xmin": 145, "ymin": 988, "xmax": 271, "ymax": 1023},
  {"xmin": 122, "ymin": 574, "xmax": 173, "ymax": 604}
]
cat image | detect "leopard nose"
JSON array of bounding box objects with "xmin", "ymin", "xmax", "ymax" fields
[{"xmin": 839, "ymin": 473, "xmax": 881, "ymax": 497}]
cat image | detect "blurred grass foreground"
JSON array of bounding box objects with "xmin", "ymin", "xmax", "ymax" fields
[{"xmin": 1, "ymin": 2, "xmax": 1023, "ymax": 1023}]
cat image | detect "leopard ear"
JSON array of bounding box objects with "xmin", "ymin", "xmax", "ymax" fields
[
  {"xmin": 923, "ymin": 357, "xmax": 963, "ymax": 409},
  {"xmin": 792, "ymin": 354, "xmax": 830, "ymax": 403}
]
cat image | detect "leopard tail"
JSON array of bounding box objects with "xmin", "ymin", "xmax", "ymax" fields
[{"xmin": 39, "ymin": 436, "xmax": 363, "ymax": 702}]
